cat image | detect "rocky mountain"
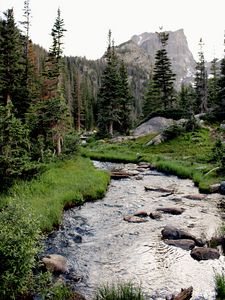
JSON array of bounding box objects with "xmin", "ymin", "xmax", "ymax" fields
[{"xmin": 116, "ymin": 29, "xmax": 196, "ymax": 89}]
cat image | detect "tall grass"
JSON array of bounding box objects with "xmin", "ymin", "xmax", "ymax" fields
[
  {"xmin": 0, "ymin": 157, "xmax": 110, "ymax": 231},
  {"xmin": 94, "ymin": 282, "xmax": 145, "ymax": 300},
  {"xmin": 215, "ymin": 274, "xmax": 225, "ymax": 300}
]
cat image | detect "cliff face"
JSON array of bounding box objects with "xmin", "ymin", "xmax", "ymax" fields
[{"xmin": 116, "ymin": 29, "xmax": 196, "ymax": 88}]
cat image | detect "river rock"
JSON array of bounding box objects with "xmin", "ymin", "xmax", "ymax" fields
[
  {"xmin": 184, "ymin": 194, "xmax": 206, "ymax": 200},
  {"xmin": 161, "ymin": 226, "xmax": 205, "ymax": 246},
  {"xmin": 171, "ymin": 286, "xmax": 193, "ymax": 300},
  {"xmin": 123, "ymin": 215, "xmax": 148, "ymax": 223},
  {"xmin": 190, "ymin": 247, "xmax": 220, "ymax": 261},
  {"xmin": 156, "ymin": 207, "xmax": 185, "ymax": 215},
  {"xmin": 220, "ymin": 181, "xmax": 225, "ymax": 195},
  {"xmin": 42, "ymin": 254, "xmax": 68, "ymax": 273},
  {"xmin": 209, "ymin": 183, "xmax": 220, "ymax": 193},
  {"xmin": 144, "ymin": 186, "xmax": 175, "ymax": 193},
  {"xmin": 133, "ymin": 210, "xmax": 149, "ymax": 217},
  {"xmin": 149, "ymin": 211, "xmax": 162, "ymax": 220},
  {"xmin": 164, "ymin": 239, "xmax": 195, "ymax": 250}
]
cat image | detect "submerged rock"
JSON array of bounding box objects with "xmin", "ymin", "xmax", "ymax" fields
[
  {"xmin": 133, "ymin": 210, "xmax": 149, "ymax": 217},
  {"xmin": 123, "ymin": 215, "xmax": 148, "ymax": 223},
  {"xmin": 184, "ymin": 194, "xmax": 206, "ymax": 200},
  {"xmin": 161, "ymin": 226, "xmax": 205, "ymax": 246},
  {"xmin": 190, "ymin": 247, "xmax": 220, "ymax": 261},
  {"xmin": 164, "ymin": 239, "xmax": 195, "ymax": 250},
  {"xmin": 156, "ymin": 207, "xmax": 185, "ymax": 215},
  {"xmin": 149, "ymin": 211, "xmax": 162, "ymax": 220}
]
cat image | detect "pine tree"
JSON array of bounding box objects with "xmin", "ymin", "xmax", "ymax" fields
[
  {"xmin": 194, "ymin": 38, "xmax": 208, "ymax": 113},
  {"xmin": 118, "ymin": 60, "xmax": 132, "ymax": 133},
  {"xmin": 143, "ymin": 68, "xmax": 161, "ymax": 119},
  {"xmin": 217, "ymin": 58, "xmax": 225, "ymax": 114},
  {"xmin": 178, "ymin": 83, "xmax": 195, "ymax": 117},
  {"xmin": 0, "ymin": 9, "xmax": 26, "ymax": 115},
  {"xmin": 29, "ymin": 8, "xmax": 71, "ymax": 156},
  {"xmin": 0, "ymin": 101, "xmax": 32, "ymax": 188},
  {"xmin": 153, "ymin": 30, "xmax": 176, "ymax": 110},
  {"xmin": 208, "ymin": 58, "xmax": 220, "ymax": 111},
  {"xmin": 97, "ymin": 31, "xmax": 121, "ymax": 136}
]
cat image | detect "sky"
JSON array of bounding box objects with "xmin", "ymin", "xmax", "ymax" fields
[{"xmin": 1, "ymin": 0, "xmax": 225, "ymax": 62}]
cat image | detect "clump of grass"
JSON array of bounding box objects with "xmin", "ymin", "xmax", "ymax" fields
[
  {"xmin": 215, "ymin": 274, "xmax": 225, "ymax": 300},
  {"xmin": 94, "ymin": 282, "xmax": 145, "ymax": 300},
  {"xmin": 0, "ymin": 157, "xmax": 110, "ymax": 231}
]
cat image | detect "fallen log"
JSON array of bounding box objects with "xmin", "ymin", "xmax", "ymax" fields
[{"xmin": 171, "ymin": 286, "xmax": 193, "ymax": 300}]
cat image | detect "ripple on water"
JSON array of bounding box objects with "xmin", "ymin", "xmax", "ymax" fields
[{"xmin": 44, "ymin": 161, "xmax": 224, "ymax": 300}]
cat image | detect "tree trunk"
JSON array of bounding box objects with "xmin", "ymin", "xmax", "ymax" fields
[
  {"xmin": 109, "ymin": 120, "xmax": 113, "ymax": 136},
  {"xmin": 56, "ymin": 136, "xmax": 62, "ymax": 155}
]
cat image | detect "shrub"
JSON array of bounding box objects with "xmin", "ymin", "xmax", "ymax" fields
[
  {"xmin": 0, "ymin": 200, "xmax": 41, "ymax": 299},
  {"xmin": 94, "ymin": 282, "xmax": 145, "ymax": 300},
  {"xmin": 162, "ymin": 123, "xmax": 185, "ymax": 141}
]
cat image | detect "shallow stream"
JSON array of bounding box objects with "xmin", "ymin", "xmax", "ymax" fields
[{"xmin": 45, "ymin": 161, "xmax": 225, "ymax": 299}]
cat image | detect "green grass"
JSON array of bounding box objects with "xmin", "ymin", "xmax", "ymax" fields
[
  {"xmin": 215, "ymin": 274, "xmax": 225, "ymax": 300},
  {"xmin": 0, "ymin": 157, "xmax": 110, "ymax": 231},
  {"xmin": 94, "ymin": 282, "xmax": 145, "ymax": 300},
  {"xmin": 82, "ymin": 128, "xmax": 225, "ymax": 192}
]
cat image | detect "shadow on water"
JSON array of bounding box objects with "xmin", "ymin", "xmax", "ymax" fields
[{"xmin": 44, "ymin": 161, "xmax": 225, "ymax": 300}]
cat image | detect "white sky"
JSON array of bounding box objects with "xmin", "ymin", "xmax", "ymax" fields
[{"xmin": 1, "ymin": 0, "xmax": 225, "ymax": 61}]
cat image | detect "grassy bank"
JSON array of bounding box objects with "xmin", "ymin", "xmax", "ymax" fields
[
  {"xmin": 82, "ymin": 128, "xmax": 224, "ymax": 192},
  {"xmin": 0, "ymin": 156, "xmax": 110, "ymax": 232}
]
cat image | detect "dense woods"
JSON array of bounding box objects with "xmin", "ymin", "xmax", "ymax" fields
[{"xmin": 2, "ymin": 2, "xmax": 225, "ymax": 299}]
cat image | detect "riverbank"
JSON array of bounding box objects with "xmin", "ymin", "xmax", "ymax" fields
[
  {"xmin": 81, "ymin": 127, "xmax": 225, "ymax": 193},
  {"xmin": 0, "ymin": 156, "xmax": 110, "ymax": 232}
]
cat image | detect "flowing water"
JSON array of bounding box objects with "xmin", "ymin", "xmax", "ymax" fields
[{"xmin": 45, "ymin": 161, "xmax": 225, "ymax": 300}]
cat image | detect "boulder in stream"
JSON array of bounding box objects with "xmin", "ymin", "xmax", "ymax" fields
[
  {"xmin": 163, "ymin": 239, "xmax": 195, "ymax": 250},
  {"xmin": 149, "ymin": 211, "xmax": 162, "ymax": 220},
  {"xmin": 184, "ymin": 194, "xmax": 206, "ymax": 200},
  {"xmin": 156, "ymin": 207, "xmax": 185, "ymax": 215},
  {"xmin": 123, "ymin": 215, "xmax": 148, "ymax": 223},
  {"xmin": 161, "ymin": 226, "xmax": 205, "ymax": 246},
  {"xmin": 170, "ymin": 286, "xmax": 193, "ymax": 300},
  {"xmin": 144, "ymin": 186, "xmax": 175, "ymax": 193},
  {"xmin": 133, "ymin": 210, "xmax": 149, "ymax": 217},
  {"xmin": 42, "ymin": 254, "xmax": 68, "ymax": 273},
  {"xmin": 190, "ymin": 247, "xmax": 220, "ymax": 261}
]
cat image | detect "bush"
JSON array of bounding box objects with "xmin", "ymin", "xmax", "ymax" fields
[
  {"xmin": 94, "ymin": 282, "xmax": 145, "ymax": 300},
  {"xmin": 162, "ymin": 123, "xmax": 185, "ymax": 140},
  {"xmin": 0, "ymin": 200, "xmax": 41, "ymax": 299},
  {"xmin": 62, "ymin": 132, "xmax": 80, "ymax": 156}
]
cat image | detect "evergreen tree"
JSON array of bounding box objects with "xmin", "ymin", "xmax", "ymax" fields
[
  {"xmin": 208, "ymin": 58, "xmax": 220, "ymax": 110},
  {"xmin": 97, "ymin": 31, "xmax": 121, "ymax": 136},
  {"xmin": 178, "ymin": 83, "xmax": 195, "ymax": 117},
  {"xmin": 194, "ymin": 38, "xmax": 208, "ymax": 113},
  {"xmin": 153, "ymin": 30, "xmax": 176, "ymax": 110},
  {"xmin": 218, "ymin": 58, "xmax": 225, "ymax": 113},
  {"xmin": 29, "ymin": 8, "xmax": 71, "ymax": 156},
  {"xmin": 142, "ymin": 68, "xmax": 161, "ymax": 119},
  {"xmin": 118, "ymin": 60, "xmax": 132, "ymax": 133},
  {"xmin": 0, "ymin": 9, "xmax": 26, "ymax": 116},
  {"xmin": 0, "ymin": 101, "xmax": 32, "ymax": 188}
]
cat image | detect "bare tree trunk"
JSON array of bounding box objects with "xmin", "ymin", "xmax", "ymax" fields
[
  {"xmin": 109, "ymin": 120, "xmax": 113, "ymax": 136},
  {"xmin": 76, "ymin": 71, "xmax": 81, "ymax": 133}
]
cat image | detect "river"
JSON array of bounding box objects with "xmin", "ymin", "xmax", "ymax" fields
[{"xmin": 44, "ymin": 161, "xmax": 225, "ymax": 300}]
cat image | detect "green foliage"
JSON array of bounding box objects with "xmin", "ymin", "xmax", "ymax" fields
[
  {"xmin": 0, "ymin": 200, "xmax": 41, "ymax": 299},
  {"xmin": 0, "ymin": 157, "xmax": 110, "ymax": 231},
  {"xmin": 162, "ymin": 123, "xmax": 184, "ymax": 140},
  {"xmin": 94, "ymin": 282, "xmax": 145, "ymax": 300},
  {"xmin": 0, "ymin": 102, "xmax": 36, "ymax": 189},
  {"xmin": 62, "ymin": 131, "xmax": 79, "ymax": 156},
  {"xmin": 215, "ymin": 274, "xmax": 225, "ymax": 300}
]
